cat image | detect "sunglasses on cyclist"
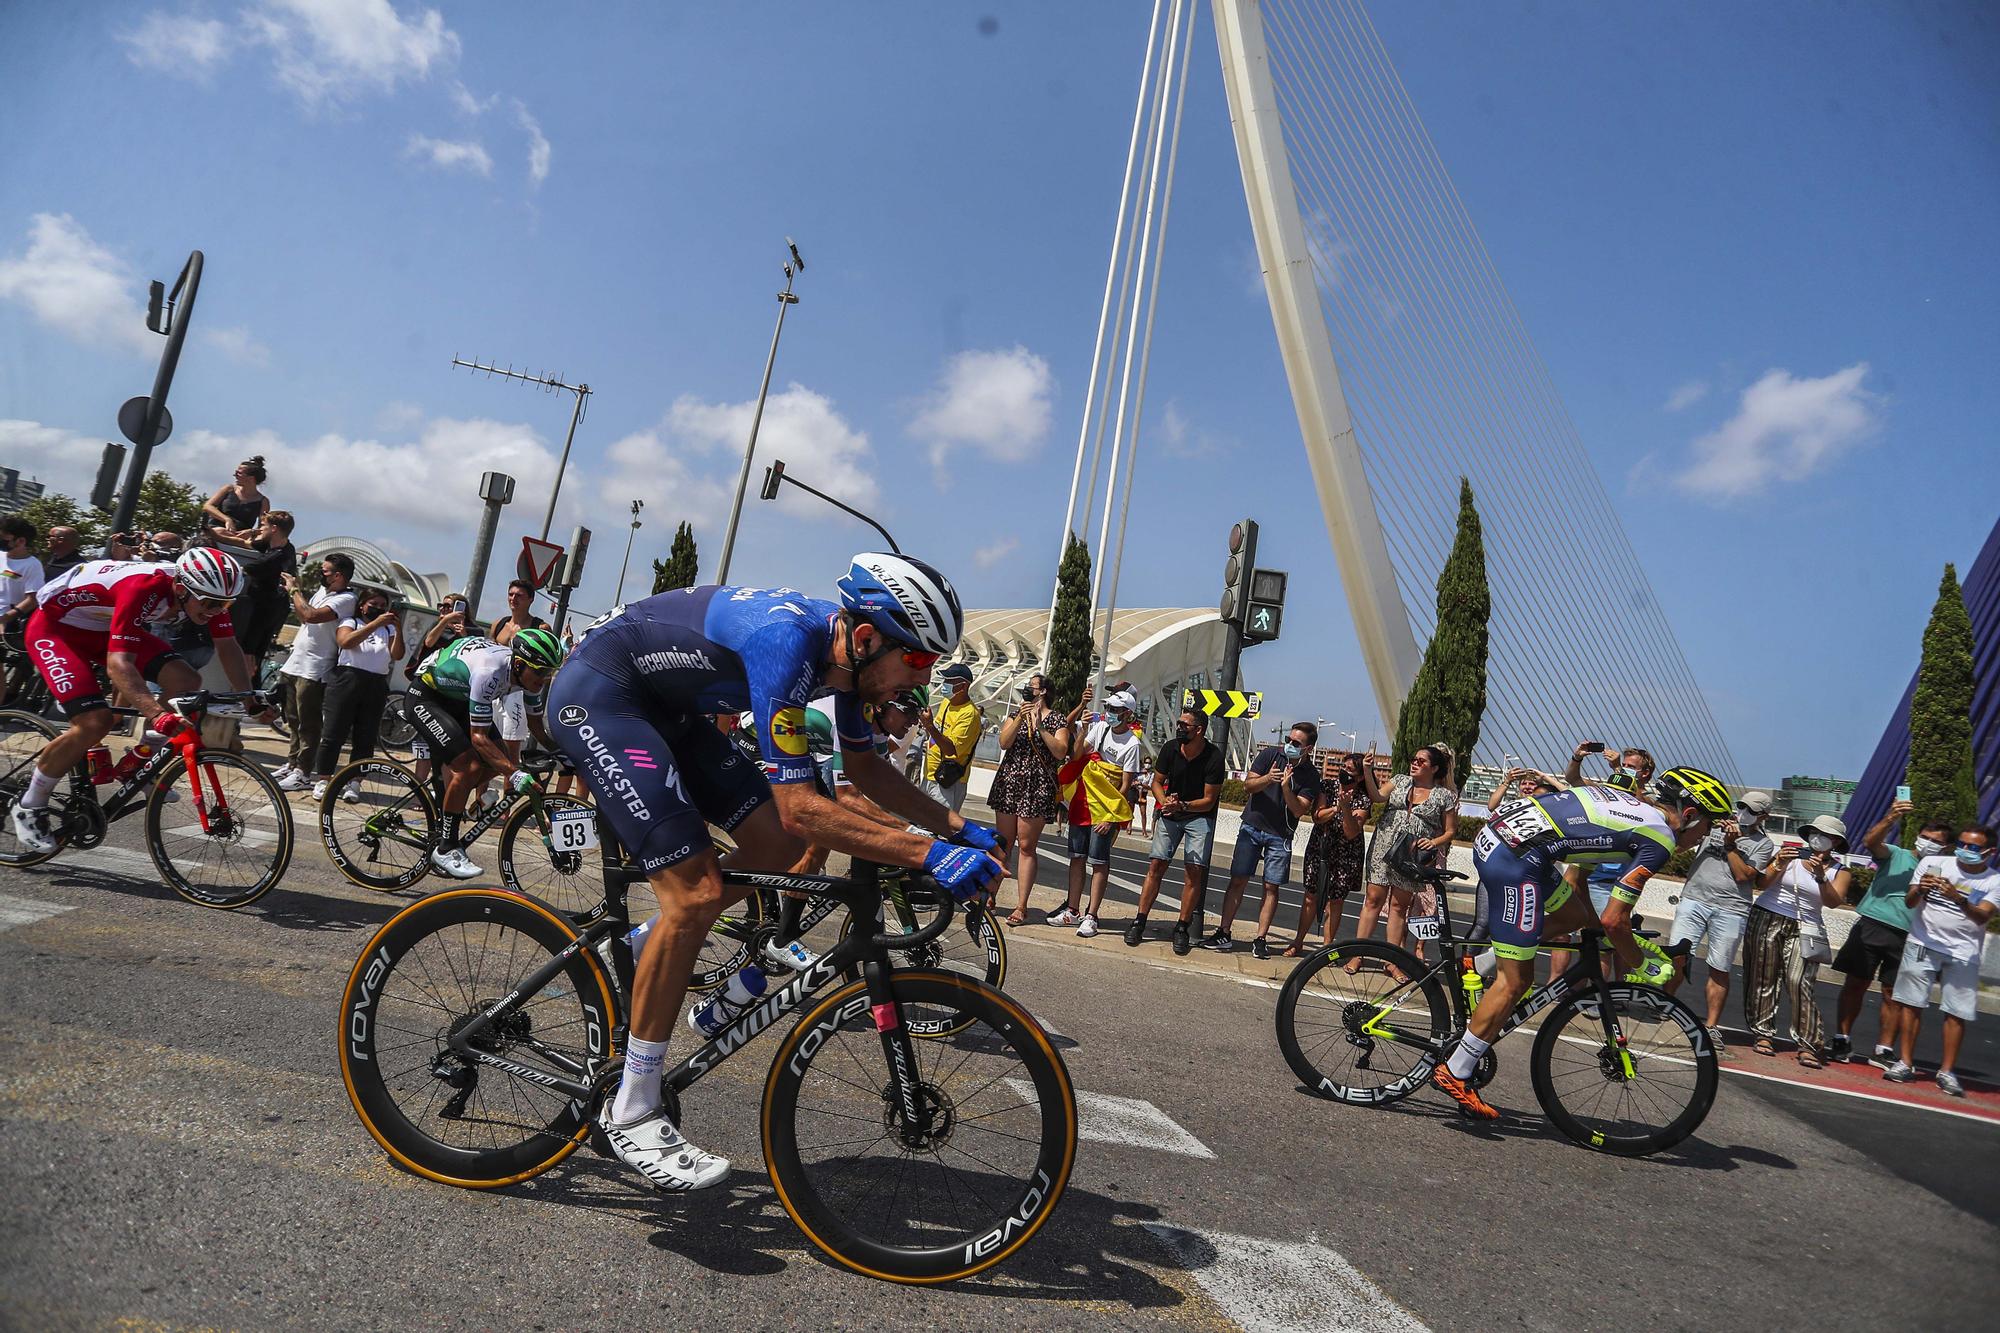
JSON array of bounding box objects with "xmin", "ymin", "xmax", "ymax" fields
[{"xmin": 900, "ymin": 649, "xmax": 942, "ymax": 670}]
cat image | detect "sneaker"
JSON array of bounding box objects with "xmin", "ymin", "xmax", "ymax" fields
[
  {"xmin": 1829, "ymin": 1034, "xmax": 1853, "ymax": 1062},
  {"xmin": 1198, "ymin": 926, "xmax": 1226, "ymax": 947},
  {"xmin": 340, "ymin": 785, "xmax": 360, "ymax": 804},
  {"xmin": 8, "ymin": 804, "xmax": 57, "ymax": 855},
  {"xmin": 596, "ymin": 1105, "xmax": 730, "ymax": 1192},
  {"xmin": 1171, "ymin": 922, "xmax": 1191, "ymax": 956},
  {"xmin": 276, "ymin": 770, "xmax": 311, "ymax": 792},
  {"xmin": 1123, "ymin": 916, "xmax": 1147, "ymax": 947},
  {"xmin": 761, "ymin": 937, "xmax": 818, "ymax": 973},
  {"xmin": 1076, "ymin": 913, "xmax": 1098, "ymax": 939},
  {"xmin": 1252, "ymin": 936, "xmax": 1271, "ymax": 961},
  {"xmin": 1431, "ymin": 1062, "xmax": 1501, "ymax": 1120},
  {"xmin": 1870, "ymin": 1045, "xmax": 1898, "ymax": 1068},
  {"xmin": 270, "ymin": 763, "xmax": 296, "ymax": 782},
  {"xmin": 1937, "ymin": 1070, "xmax": 1966, "ymax": 1098},
  {"xmin": 310, "ymin": 780, "xmax": 329, "ymax": 802},
  {"xmin": 430, "ymin": 845, "xmax": 482, "ymax": 879},
  {"xmin": 1046, "ymin": 907, "xmax": 1079, "ymax": 928},
  {"xmin": 1199, "ymin": 930, "xmax": 1235, "ymax": 953},
  {"xmin": 1882, "ymin": 1061, "xmax": 1915, "ymax": 1083}
]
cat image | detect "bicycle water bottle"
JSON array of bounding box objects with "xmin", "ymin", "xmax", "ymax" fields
[
  {"xmin": 625, "ymin": 916, "xmax": 655, "ymax": 965},
  {"xmin": 86, "ymin": 745, "xmax": 115, "ymax": 785},
  {"xmin": 1460, "ymin": 957, "xmax": 1485, "ymax": 1011},
  {"xmin": 110, "ymin": 741, "xmax": 156, "ymax": 782},
  {"xmin": 688, "ymin": 964, "xmax": 769, "ymax": 1039}
]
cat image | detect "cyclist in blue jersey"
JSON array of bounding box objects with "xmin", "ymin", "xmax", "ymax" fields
[
  {"xmin": 546, "ymin": 553, "xmax": 1004, "ymax": 1192},
  {"xmin": 1431, "ymin": 766, "xmax": 1734, "ymax": 1119}
]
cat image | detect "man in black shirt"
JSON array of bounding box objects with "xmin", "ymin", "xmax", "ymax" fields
[
  {"xmin": 1126, "ymin": 708, "xmax": 1228, "ymax": 954},
  {"xmin": 1205, "ymin": 721, "xmax": 1321, "ymax": 958}
]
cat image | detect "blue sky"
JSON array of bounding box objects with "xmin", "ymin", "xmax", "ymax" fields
[{"xmin": 3, "ymin": 1, "xmax": 1995, "ymax": 784}]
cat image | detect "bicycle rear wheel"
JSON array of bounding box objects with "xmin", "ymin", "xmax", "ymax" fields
[
  {"xmin": 763, "ymin": 970, "xmax": 1075, "ymax": 1283},
  {"xmin": 0, "ymin": 710, "xmax": 65, "ymax": 867},
  {"xmin": 1275, "ymin": 940, "xmax": 1453, "ymax": 1107},
  {"xmin": 321, "ymin": 758, "xmax": 436, "ymax": 891},
  {"xmin": 497, "ymin": 795, "xmax": 600, "ymax": 919},
  {"xmin": 145, "ymin": 749, "xmax": 294, "ymax": 908},
  {"xmin": 339, "ymin": 888, "xmax": 618, "ymax": 1186},
  {"xmin": 1530, "ymin": 982, "xmax": 1718, "ymax": 1156}
]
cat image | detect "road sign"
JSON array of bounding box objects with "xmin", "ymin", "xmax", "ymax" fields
[
  {"xmin": 117, "ymin": 396, "xmax": 172, "ymax": 446},
  {"xmin": 1245, "ymin": 602, "xmax": 1282, "ymax": 641},
  {"xmin": 518, "ymin": 536, "xmax": 564, "ymax": 589},
  {"xmin": 1183, "ymin": 688, "xmax": 1262, "ymax": 719}
]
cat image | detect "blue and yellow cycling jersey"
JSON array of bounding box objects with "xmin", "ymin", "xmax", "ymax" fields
[
  {"xmin": 567, "ymin": 586, "xmax": 874, "ymax": 786},
  {"xmin": 1476, "ymin": 784, "xmax": 1675, "ymax": 893}
]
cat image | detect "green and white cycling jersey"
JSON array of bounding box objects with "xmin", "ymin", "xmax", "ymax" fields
[{"xmin": 412, "ymin": 635, "xmax": 544, "ymax": 726}]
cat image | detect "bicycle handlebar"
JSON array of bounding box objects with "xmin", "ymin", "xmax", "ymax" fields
[{"xmin": 863, "ymin": 871, "xmax": 960, "ymax": 954}]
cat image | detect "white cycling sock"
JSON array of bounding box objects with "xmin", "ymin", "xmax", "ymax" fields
[
  {"xmin": 612, "ymin": 1035, "xmax": 669, "ymax": 1124},
  {"xmin": 1447, "ymin": 1031, "xmax": 1491, "ymax": 1081},
  {"xmin": 21, "ymin": 766, "xmax": 58, "ymax": 809}
]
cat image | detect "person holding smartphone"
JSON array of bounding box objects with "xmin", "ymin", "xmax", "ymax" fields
[
  {"xmin": 1744, "ymin": 816, "xmax": 1852, "ymax": 1067},
  {"xmin": 989, "ymin": 673, "xmax": 1068, "ymax": 925}
]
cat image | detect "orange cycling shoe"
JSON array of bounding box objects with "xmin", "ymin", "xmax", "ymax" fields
[{"xmin": 1430, "ymin": 1063, "xmax": 1500, "ymax": 1120}]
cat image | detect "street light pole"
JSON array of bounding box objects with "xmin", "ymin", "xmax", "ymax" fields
[
  {"xmin": 717, "ymin": 238, "xmax": 805, "ymax": 584},
  {"xmin": 613, "ymin": 498, "xmax": 644, "ymax": 604}
]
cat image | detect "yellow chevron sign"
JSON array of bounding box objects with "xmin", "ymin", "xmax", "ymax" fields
[{"xmin": 1183, "ymin": 688, "xmax": 1261, "ymax": 719}]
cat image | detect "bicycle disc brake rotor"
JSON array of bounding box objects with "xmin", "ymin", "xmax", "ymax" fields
[
  {"xmin": 881, "ymin": 1080, "xmax": 955, "ymax": 1152},
  {"xmin": 1339, "ymin": 999, "xmax": 1384, "ymax": 1053}
]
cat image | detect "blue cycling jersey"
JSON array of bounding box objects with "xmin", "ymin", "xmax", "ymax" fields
[{"xmin": 567, "ymin": 586, "xmax": 874, "ymax": 786}]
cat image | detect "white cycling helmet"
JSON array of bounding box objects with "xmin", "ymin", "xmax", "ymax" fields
[
  {"xmin": 175, "ymin": 546, "xmax": 245, "ymax": 601},
  {"xmin": 836, "ymin": 552, "xmax": 963, "ymax": 655}
]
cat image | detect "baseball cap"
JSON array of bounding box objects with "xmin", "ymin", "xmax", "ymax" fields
[
  {"xmin": 1103, "ymin": 688, "xmax": 1138, "ymax": 712},
  {"xmin": 1736, "ymin": 791, "xmax": 1773, "ymax": 816},
  {"xmin": 940, "ymin": 662, "xmax": 973, "ymax": 683}
]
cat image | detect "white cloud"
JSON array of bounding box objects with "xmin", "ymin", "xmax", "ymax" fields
[
  {"xmin": 1673, "ymin": 363, "xmax": 1881, "ymax": 502},
  {"xmin": 405, "ymin": 134, "xmax": 492, "ymax": 176},
  {"xmin": 0, "ymin": 421, "xmax": 106, "ymax": 495},
  {"xmin": 1155, "ymin": 400, "xmax": 1233, "ymax": 459},
  {"xmin": 908, "ymin": 346, "xmax": 1053, "ymax": 467},
  {"xmin": 1663, "ymin": 380, "xmax": 1708, "ymax": 412},
  {"xmin": 244, "ymin": 0, "xmax": 459, "ymax": 108},
  {"xmin": 119, "ymin": 12, "xmax": 234, "ymax": 75},
  {"xmin": 0, "ymin": 213, "xmax": 155, "ymax": 354},
  {"xmin": 972, "ymin": 536, "xmax": 1020, "ymax": 569},
  {"xmin": 516, "ymin": 102, "xmax": 551, "ymax": 187},
  {"xmin": 449, "ymin": 79, "xmax": 496, "ymax": 116},
  {"xmin": 202, "ymin": 325, "xmax": 272, "ymax": 367}
]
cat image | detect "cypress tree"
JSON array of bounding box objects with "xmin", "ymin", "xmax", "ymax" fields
[
  {"xmin": 1047, "ymin": 534, "xmax": 1095, "ymax": 711},
  {"xmin": 650, "ymin": 522, "xmax": 700, "ymax": 594},
  {"xmin": 1392, "ymin": 477, "xmax": 1490, "ymax": 776},
  {"xmin": 1905, "ymin": 562, "xmax": 1977, "ymax": 832}
]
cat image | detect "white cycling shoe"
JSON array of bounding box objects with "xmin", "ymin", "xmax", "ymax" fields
[
  {"xmin": 761, "ymin": 937, "xmax": 818, "ymax": 973},
  {"xmin": 9, "ymin": 804, "xmax": 57, "ymax": 854},
  {"xmin": 430, "ymin": 845, "xmax": 482, "ymax": 879},
  {"xmin": 597, "ymin": 1105, "xmax": 730, "ymax": 1192}
]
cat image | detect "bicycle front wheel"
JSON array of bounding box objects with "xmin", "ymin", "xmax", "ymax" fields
[
  {"xmin": 764, "ymin": 970, "xmax": 1075, "ymax": 1283},
  {"xmin": 1275, "ymin": 940, "xmax": 1453, "ymax": 1107},
  {"xmin": 339, "ymin": 888, "xmax": 618, "ymax": 1187},
  {"xmin": 0, "ymin": 709, "xmax": 65, "ymax": 867},
  {"xmin": 146, "ymin": 749, "xmax": 294, "ymax": 908},
  {"xmin": 1529, "ymin": 982, "xmax": 1719, "ymax": 1156},
  {"xmin": 321, "ymin": 758, "xmax": 436, "ymax": 891},
  {"xmin": 498, "ymin": 795, "xmax": 599, "ymax": 919},
  {"xmin": 838, "ymin": 896, "xmax": 1007, "ymax": 1035}
]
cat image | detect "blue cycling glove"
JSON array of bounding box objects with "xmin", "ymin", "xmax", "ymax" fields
[
  {"xmin": 923, "ymin": 841, "xmax": 1002, "ymax": 901},
  {"xmin": 950, "ymin": 819, "xmax": 1001, "ymax": 854}
]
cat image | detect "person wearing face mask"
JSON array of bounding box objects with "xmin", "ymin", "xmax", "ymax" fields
[
  {"xmin": 1744, "ymin": 816, "xmax": 1853, "ymax": 1067},
  {"xmin": 1835, "ymin": 801, "xmax": 1947, "ymax": 1065},
  {"xmin": 1664, "ymin": 790, "xmax": 1777, "ymax": 1042},
  {"xmin": 1127, "ymin": 708, "xmax": 1226, "ymax": 952},
  {"xmin": 306, "ymin": 586, "xmax": 406, "ymax": 799},
  {"xmin": 919, "ymin": 662, "xmax": 984, "ymax": 812},
  {"xmin": 989, "ymin": 673, "xmax": 1070, "ymax": 926},
  {"xmin": 1203, "ymin": 722, "xmax": 1321, "ymax": 959},
  {"xmin": 1879, "ymin": 825, "xmax": 1999, "ymax": 1096},
  {"xmin": 1050, "ymin": 688, "xmax": 1143, "ymax": 937}
]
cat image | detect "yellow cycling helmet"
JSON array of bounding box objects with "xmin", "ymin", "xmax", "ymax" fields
[{"xmin": 1655, "ymin": 766, "xmax": 1732, "ymax": 817}]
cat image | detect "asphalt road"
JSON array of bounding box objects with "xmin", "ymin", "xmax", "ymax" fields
[{"xmin": 3, "ymin": 764, "xmax": 1997, "ymax": 1332}]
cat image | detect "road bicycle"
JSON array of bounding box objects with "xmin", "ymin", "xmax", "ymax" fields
[
  {"xmin": 1274, "ymin": 862, "xmax": 1718, "ymax": 1156},
  {"xmin": 0, "ymin": 628, "xmax": 55, "ymax": 716},
  {"xmin": 377, "ymin": 688, "xmax": 417, "ymax": 751},
  {"xmin": 0, "ymin": 691, "xmax": 295, "ymax": 908},
  {"xmin": 337, "ymin": 819, "xmax": 1076, "ymax": 1284}
]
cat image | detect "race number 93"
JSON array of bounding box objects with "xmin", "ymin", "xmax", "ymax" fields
[{"xmin": 549, "ymin": 809, "xmax": 599, "ymax": 852}]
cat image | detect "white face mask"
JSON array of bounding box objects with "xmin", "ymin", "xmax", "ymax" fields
[
  {"xmin": 1806, "ymin": 834, "xmax": 1835, "ymax": 854},
  {"xmin": 1914, "ymin": 837, "xmax": 1946, "ymax": 857},
  {"xmin": 1734, "ymin": 807, "xmax": 1761, "ymax": 826}
]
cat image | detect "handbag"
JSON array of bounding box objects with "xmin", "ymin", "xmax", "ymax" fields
[{"xmin": 934, "ymin": 757, "xmax": 968, "ymax": 788}]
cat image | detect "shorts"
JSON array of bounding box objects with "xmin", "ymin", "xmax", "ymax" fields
[
  {"xmin": 1890, "ymin": 938, "xmax": 1980, "ymax": 1022},
  {"xmin": 1149, "ymin": 813, "xmax": 1214, "ymax": 867},
  {"xmin": 545, "ymin": 657, "xmax": 769, "ymax": 873},
  {"xmin": 1669, "ymin": 897, "xmax": 1749, "ymax": 973},
  {"xmin": 1832, "ymin": 916, "xmax": 1907, "ymax": 987},
  {"xmin": 1474, "ymin": 837, "xmax": 1561, "ymax": 961},
  {"xmin": 25, "ymin": 609, "xmax": 180, "ymax": 718},
  {"xmin": 1229, "ymin": 824, "xmax": 1291, "ymax": 886},
  {"xmin": 405, "ymin": 684, "xmax": 474, "ymax": 765},
  {"xmin": 1066, "ymin": 821, "xmax": 1115, "ymax": 868}
]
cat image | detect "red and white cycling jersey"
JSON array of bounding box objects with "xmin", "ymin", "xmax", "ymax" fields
[{"xmin": 35, "ymin": 559, "xmax": 235, "ymax": 653}]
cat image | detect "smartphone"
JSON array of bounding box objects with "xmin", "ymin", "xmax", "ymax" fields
[
  {"xmin": 1580, "ymin": 741, "xmax": 1605, "ymax": 754},
  {"xmin": 1895, "ymin": 784, "xmax": 1912, "ymax": 803}
]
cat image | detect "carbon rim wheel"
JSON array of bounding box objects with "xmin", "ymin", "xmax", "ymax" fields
[
  {"xmin": 497, "ymin": 795, "xmax": 600, "ymax": 919},
  {"xmin": 690, "ymin": 891, "xmax": 765, "ymax": 995},
  {"xmin": 1275, "ymin": 940, "xmax": 1452, "ymax": 1106},
  {"xmin": 0, "ymin": 709, "xmax": 65, "ymax": 867},
  {"xmin": 339, "ymin": 888, "xmax": 618, "ymax": 1187},
  {"xmin": 1529, "ymin": 983, "xmax": 1719, "ymax": 1156},
  {"xmin": 320, "ymin": 759, "xmax": 436, "ymax": 891},
  {"xmin": 146, "ymin": 749, "xmax": 293, "ymax": 908},
  {"xmin": 763, "ymin": 971, "xmax": 1075, "ymax": 1283}
]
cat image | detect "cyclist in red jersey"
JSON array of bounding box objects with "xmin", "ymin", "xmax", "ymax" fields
[{"xmin": 8, "ymin": 547, "xmax": 273, "ymax": 853}]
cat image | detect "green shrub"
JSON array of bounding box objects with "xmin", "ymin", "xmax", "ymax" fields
[
  {"xmin": 1455, "ymin": 816, "xmax": 1485, "ymax": 844},
  {"xmin": 1219, "ymin": 778, "xmax": 1248, "ymax": 808}
]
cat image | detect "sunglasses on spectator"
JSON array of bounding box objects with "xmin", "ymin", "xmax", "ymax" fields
[{"xmin": 1958, "ymin": 841, "xmax": 1990, "ymax": 853}]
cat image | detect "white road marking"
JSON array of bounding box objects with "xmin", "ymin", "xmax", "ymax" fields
[
  {"xmin": 1007, "ymin": 1080, "xmax": 1214, "ymax": 1158},
  {"xmin": 0, "ymin": 890, "xmax": 75, "ymax": 932},
  {"xmin": 1143, "ymin": 1224, "xmax": 1430, "ymax": 1332},
  {"xmin": 66, "ymin": 845, "xmax": 160, "ymax": 875}
]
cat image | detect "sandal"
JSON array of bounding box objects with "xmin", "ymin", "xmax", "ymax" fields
[
  {"xmin": 1280, "ymin": 945, "xmax": 1304, "ymax": 959},
  {"xmin": 1752, "ymin": 1038, "xmax": 1778, "ymax": 1057},
  {"xmin": 1004, "ymin": 913, "xmax": 1028, "ymax": 928},
  {"xmin": 1797, "ymin": 1051, "xmax": 1824, "ymax": 1070}
]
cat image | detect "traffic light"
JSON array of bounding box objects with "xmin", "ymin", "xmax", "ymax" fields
[
  {"xmin": 90, "ymin": 443, "xmax": 126, "ymax": 513},
  {"xmin": 1221, "ymin": 518, "xmax": 1259, "ymax": 625},
  {"xmin": 1244, "ymin": 568, "xmax": 1287, "ymax": 643}
]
